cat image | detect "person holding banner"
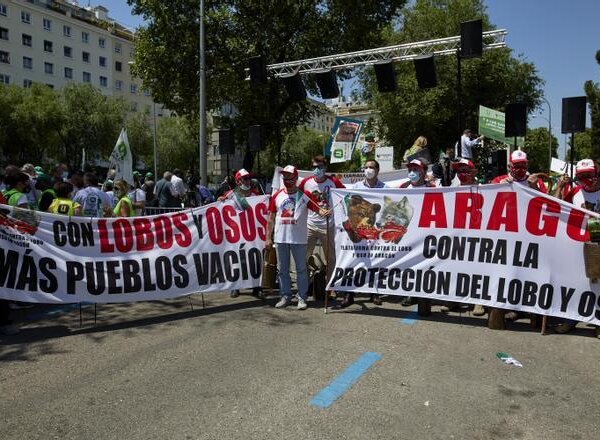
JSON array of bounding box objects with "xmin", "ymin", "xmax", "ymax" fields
[
  {"xmin": 398, "ymin": 159, "xmax": 436, "ymax": 189},
  {"xmin": 491, "ymin": 151, "xmax": 547, "ymax": 193},
  {"xmin": 48, "ymin": 182, "xmax": 82, "ymax": 216},
  {"xmin": 355, "ymin": 160, "xmax": 387, "ymax": 189},
  {"xmin": 113, "ymin": 180, "xmax": 134, "ymax": 217},
  {"xmin": 266, "ymin": 165, "xmax": 329, "ymax": 310},
  {"xmin": 220, "ymin": 168, "xmax": 264, "ymax": 299}
]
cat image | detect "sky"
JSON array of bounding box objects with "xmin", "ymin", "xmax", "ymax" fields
[{"xmin": 100, "ymin": 0, "xmax": 600, "ymax": 156}]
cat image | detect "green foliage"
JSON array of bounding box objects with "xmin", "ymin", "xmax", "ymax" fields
[
  {"xmin": 359, "ymin": 0, "xmax": 544, "ymax": 167},
  {"xmin": 584, "ymin": 79, "xmax": 600, "ymax": 161},
  {"xmin": 566, "ymin": 130, "xmax": 594, "ymax": 162},
  {"xmin": 155, "ymin": 116, "xmax": 200, "ymax": 174},
  {"xmin": 524, "ymin": 127, "xmax": 558, "ymax": 173},
  {"xmin": 127, "ymin": 0, "xmax": 406, "ymax": 161},
  {"xmin": 281, "ymin": 128, "xmax": 326, "ymax": 169}
]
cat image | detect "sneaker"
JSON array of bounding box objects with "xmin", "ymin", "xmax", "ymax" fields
[
  {"xmin": 297, "ymin": 298, "xmax": 308, "ymax": 310},
  {"xmin": 554, "ymin": 322, "xmax": 576, "ymax": 334},
  {"xmin": 441, "ymin": 302, "xmax": 460, "ymax": 313},
  {"xmin": 275, "ymin": 297, "xmax": 291, "ymax": 308},
  {"xmin": 230, "ymin": 290, "xmax": 240, "ymax": 298},
  {"xmin": 0, "ymin": 324, "xmax": 20, "ymax": 336},
  {"xmin": 472, "ymin": 304, "xmax": 486, "ymax": 316}
]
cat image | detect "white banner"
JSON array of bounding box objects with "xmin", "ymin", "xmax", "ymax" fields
[
  {"xmin": 328, "ymin": 185, "xmax": 600, "ymax": 325},
  {"xmin": 329, "ymin": 118, "xmax": 363, "ymax": 164},
  {"xmin": 108, "ymin": 128, "xmax": 134, "ymax": 185},
  {"xmin": 0, "ymin": 196, "xmax": 269, "ymax": 303},
  {"xmin": 294, "ymin": 168, "xmax": 408, "ymax": 189},
  {"xmin": 375, "ymin": 146, "xmax": 394, "ymax": 172}
]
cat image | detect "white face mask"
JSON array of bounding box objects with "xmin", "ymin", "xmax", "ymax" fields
[
  {"xmin": 240, "ymin": 184, "xmax": 250, "ymax": 191},
  {"xmin": 62, "ymin": 171, "xmax": 69, "ymax": 180},
  {"xmin": 364, "ymin": 168, "xmax": 377, "ymax": 180}
]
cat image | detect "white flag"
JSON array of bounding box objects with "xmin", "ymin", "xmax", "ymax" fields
[{"xmin": 108, "ymin": 128, "xmax": 133, "ymax": 185}]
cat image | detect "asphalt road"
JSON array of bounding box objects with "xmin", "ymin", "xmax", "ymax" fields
[{"xmin": 1, "ymin": 293, "xmax": 599, "ymax": 440}]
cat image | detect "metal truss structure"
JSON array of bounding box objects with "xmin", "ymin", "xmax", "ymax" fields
[{"xmin": 250, "ymin": 29, "xmax": 507, "ymax": 78}]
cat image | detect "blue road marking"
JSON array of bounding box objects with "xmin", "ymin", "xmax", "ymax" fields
[
  {"xmin": 400, "ymin": 306, "xmax": 419, "ymax": 325},
  {"xmin": 310, "ymin": 352, "xmax": 381, "ymax": 409}
]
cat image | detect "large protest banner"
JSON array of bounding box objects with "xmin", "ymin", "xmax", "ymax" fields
[
  {"xmin": 328, "ymin": 185, "xmax": 600, "ymax": 325},
  {"xmin": 0, "ymin": 196, "xmax": 269, "ymax": 303}
]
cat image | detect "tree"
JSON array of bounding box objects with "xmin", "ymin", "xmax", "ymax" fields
[
  {"xmin": 125, "ymin": 107, "xmax": 154, "ymax": 170},
  {"xmin": 359, "ymin": 0, "xmax": 544, "ymax": 168},
  {"xmin": 127, "ymin": 0, "xmax": 407, "ymax": 174},
  {"xmin": 566, "ymin": 130, "xmax": 593, "ymax": 162},
  {"xmin": 524, "ymin": 127, "xmax": 558, "ymax": 173},
  {"xmin": 155, "ymin": 116, "xmax": 199, "ymax": 174},
  {"xmin": 583, "ymin": 49, "xmax": 600, "ymax": 160},
  {"xmin": 281, "ymin": 128, "xmax": 326, "ymax": 168}
]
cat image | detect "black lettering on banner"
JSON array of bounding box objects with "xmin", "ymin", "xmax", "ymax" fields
[
  {"xmin": 66, "ymin": 261, "xmax": 84, "ymax": 294},
  {"xmin": 330, "ymin": 268, "xmax": 344, "ymax": 286},
  {"xmin": 122, "ymin": 260, "xmax": 142, "ymax": 293},
  {"xmin": 492, "ymin": 239, "xmax": 507, "ymax": 264},
  {"xmin": 210, "ymin": 253, "xmax": 225, "ymax": 284},
  {"xmin": 507, "ymin": 279, "xmax": 522, "ymax": 305},
  {"xmin": 223, "ymin": 250, "xmax": 240, "ymax": 282},
  {"xmin": 248, "ymin": 248, "xmax": 262, "ymax": 279},
  {"xmin": 86, "ymin": 261, "xmax": 106, "ymax": 295},
  {"xmin": 423, "ymin": 235, "xmax": 436, "ymax": 258},
  {"xmin": 560, "ymin": 286, "xmax": 575, "ymax": 312},
  {"xmin": 342, "ymin": 268, "xmax": 353, "ymax": 287},
  {"xmin": 106, "ymin": 260, "xmax": 122, "ymax": 294},
  {"xmin": 522, "ymin": 281, "xmax": 538, "ymax": 306},
  {"xmin": 578, "ymin": 291, "xmax": 595, "ymax": 317},
  {"xmin": 155, "ymin": 256, "xmax": 173, "ymax": 290},
  {"xmin": 388, "ymin": 268, "xmax": 401, "ymax": 290},
  {"xmin": 496, "ymin": 277, "xmax": 507, "ymax": 303},
  {"xmin": 193, "ymin": 214, "xmax": 204, "ymax": 239},
  {"xmin": 377, "ymin": 268, "xmax": 388, "ymax": 289},
  {"xmin": 401, "ymin": 268, "xmax": 414, "ymax": 291},
  {"xmin": 0, "ymin": 249, "xmax": 19, "ymax": 288},
  {"xmin": 53, "ymin": 221, "xmax": 67, "ymax": 247},
  {"xmin": 596, "ymin": 296, "xmax": 600, "ymax": 321},
  {"xmin": 353, "ymin": 268, "xmax": 366, "ymax": 287},
  {"xmin": 436, "ymin": 271, "xmax": 451, "ymax": 296},
  {"xmin": 478, "ymin": 239, "xmax": 494, "ymax": 263},
  {"xmin": 15, "ymin": 250, "xmax": 37, "ymax": 291},
  {"xmin": 455, "ymin": 273, "xmax": 469, "ymax": 297},
  {"xmin": 239, "ymin": 244, "xmax": 249, "ymax": 280},
  {"xmin": 173, "ymin": 255, "xmax": 189, "ymax": 288},
  {"xmin": 39, "ymin": 257, "xmax": 58, "ymax": 293},
  {"xmin": 193, "ymin": 253, "xmax": 209, "ymax": 285},
  {"xmin": 538, "ymin": 284, "xmax": 553, "ymax": 309},
  {"xmin": 367, "ymin": 268, "xmax": 378, "ymax": 288},
  {"xmin": 142, "ymin": 259, "xmax": 157, "ymax": 290},
  {"xmin": 423, "ymin": 267, "xmax": 436, "ymax": 294}
]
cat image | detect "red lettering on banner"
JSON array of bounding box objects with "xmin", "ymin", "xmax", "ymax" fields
[
  {"xmin": 255, "ymin": 203, "xmax": 268, "ymax": 241},
  {"xmin": 526, "ymin": 197, "xmax": 560, "ymax": 237},
  {"xmin": 454, "ymin": 193, "xmax": 483, "ymax": 229},
  {"xmin": 567, "ymin": 209, "xmax": 590, "ymax": 242},
  {"xmin": 113, "ymin": 219, "xmax": 133, "ymax": 252},
  {"xmin": 223, "ymin": 205, "xmax": 241, "ymax": 243},
  {"xmin": 487, "ymin": 192, "xmax": 518, "ymax": 232},
  {"xmin": 98, "ymin": 219, "xmax": 113, "ymax": 252},
  {"xmin": 206, "ymin": 207, "xmax": 224, "ymax": 245},
  {"xmin": 239, "ymin": 209, "xmax": 256, "ymax": 241},
  {"xmin": 172, "ymin": 213, "xmax": 192, "ymax": 247},
  {"xmin": 134, "ymin": 218, "xmax": 154, "ymax": 251},
  {"xmin": 418, "ymin": 193, "xmax": 448, "ymax": 228},
  {"xmin": 153, "ymin": 216, "xmax": 173, "ymax": 249}
]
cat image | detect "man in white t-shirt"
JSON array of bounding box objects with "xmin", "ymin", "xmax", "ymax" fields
[
  {"xmin": 457, "ymin": 129, "xmax": 483, "ymax": 160},
  {"xmin": 128, "ymin": 184, "xmax": 146, "ymax": 216},
  {"xmin": 73, "ymin": 172, "xmax": 112, "ymax": 217},
  {"xmin": 266, "ymin": 165, "xmax": 328, "ymax": 310},
  {"xmin": 298, "ymin": 155, "xmax": 344, "ymax": 291},
  {"xmin": 171, "ymin": 168, "xmax": 187, "ymax": 199}
]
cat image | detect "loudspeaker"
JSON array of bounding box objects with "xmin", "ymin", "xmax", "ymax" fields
[
  {"xmin": 248, "ymin": 55, "xmax": 267, "ymax": 86},
  {"xmin": 505, "ymin": 103, "xmax": 527, "ymax": 137},
  {"xmin": 314, "ymin": 69, "xmax": 339, "ymax": 99},
  {"xmin": 249, "ymin": 125, "xmax": 264, "ymax": 152},
  {"xmin": 218, "ymin": 129, "xmax": 235, "ymax": 155},
  {"xmin": 561, "ymin": 96, "xmax": 587, "ymax": 133},
  {"xmin": 281, "ymin": 72, "xmax": 306, "ymax": 101},
  {"xmin": 487, "ymin": 149, "xmax": 508, "ymax": 180},
  {"xmin": 460, "ymin": 19, "xmax": 483, "ymax": 59},
  {"xmin": 374, "ymin": 60, "xmax": 396, "ymax": 93},
  {"xmin": 413, "ymin": 55, "xmax": 437, "ymax": 89}
]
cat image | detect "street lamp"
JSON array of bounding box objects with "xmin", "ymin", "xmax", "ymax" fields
[
  {"xmin": 198, "ymin": 0, "xmax": 207, "ymax": 183},
  {"xmin": 540, "ymin": 96, "xmax": 552, "ymax": 171}
]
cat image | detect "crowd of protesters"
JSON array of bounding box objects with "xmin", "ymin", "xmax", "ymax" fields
[{"xmin": 2, "ymin": 130, "xmax": 600, "ymax": 338}]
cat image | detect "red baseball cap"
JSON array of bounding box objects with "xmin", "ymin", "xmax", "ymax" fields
[
  {"xmin": 452, "ymin": 158, "xmax": 474, "ymax": 170},
  {"xmin": 235, "ymin": 168, "xmax": 251, "ymax": 181},
  {"xmin": 510, "ymin": 150, "xmax": 527, "ymax": 164},
  {"xmin": 407, "ymin": 159, "xmax": 425, "ymax": 169},
  {"xmin": 281, "ymin": 165, "xmax": 298, "ymax": 176},
  {"xmin": 575, "ymin": 159, "xmax": 596, "ymax": 175}
]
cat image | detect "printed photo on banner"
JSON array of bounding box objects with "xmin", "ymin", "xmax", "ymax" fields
[
  {"xmin": 325, "ymin": 117, "xmax": 364, "ymax": 164},
  {"xmin": 328, "ymin": 184, "xmax": 600, "ymax": 326}
]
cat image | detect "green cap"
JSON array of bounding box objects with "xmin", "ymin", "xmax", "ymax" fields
[
  {"xmin": 145, "ymin": 172, "xmax": 153, "ymax": 178},
  {"xmin": 133, "ymin": 171, "xmax": 140, "ymax": 176}
]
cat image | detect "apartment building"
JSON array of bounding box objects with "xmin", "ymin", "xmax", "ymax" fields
[{"xmin": 0, "ymin": 0, "xmax": 163, "ymax": 116}]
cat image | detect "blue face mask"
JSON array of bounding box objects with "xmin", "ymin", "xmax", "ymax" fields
[
  {"xmin": 313, "ymin": 167, "xmax": 325, "ymax": 179},
  {"xmin": 408, "ymin": 171, "xmax": 420, "ymax": 183}
]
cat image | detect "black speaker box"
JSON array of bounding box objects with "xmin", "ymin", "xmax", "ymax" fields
[
  {"xmin": 315, "ymin": 69, "xmax": 339, "ymax": 99},
  {"xmin": 248, "ymin": 56, "xmax": 267, "ymax": 86},
  {"xmin": 281, "ymin": 72, "xmax": 306, "ymax": 101},
  {"xmin": 460, "ymin": 19, "xmax": 483, "ymax": 59},
  {"xmin": 561, "ymin": 96, "xmax": 587, "ymax": 133},
  {"xmin": 505, "ymin": 103, "xmax": 527, "ymax": 137},
  {"xmin": 413, "ymin": 55, "xmax": 437, "ymax": 89},
  {"xmin": 374, "ymin": 61, "xmax": 397, "ymax": 93},
  {"xmin": 249, "ymin": 125, "xmax": 264, "ymax": 152},
  {"xmin": 218, "ymin": 129, "xmax": 235, "ymax": 155}
]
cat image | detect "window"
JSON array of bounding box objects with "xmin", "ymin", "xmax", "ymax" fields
[
  {"xmin": 0, "ymin": 4, "xmax": 7, "ymax": 16},
  {"xmin": 22, "ymin": 33, "xmax": 32, "ymax": 47},
  {"xmin": 64, "ymin": 46, "xmax": 72, "ymax": 58},
  {"xmin": 81, "ymin": 31, "xmax": 88, "ymax": 43},
  {"xmin": 115, "ymin": 80, "xmax": 122, "ymax": 91},
  {"xmin": 144, "ymin": 89, "xmax": 151, "ymax": 97},
  {"xmin": 130, "ymin": 83, "xmax": 137, "ymax": 94},
  {"xmin": 63, "ymin": 25, "xmax": 71, "ymax": 37},
  {"xmin": 0, "ymin": 27, "xmax": 8, "ymax": 41},
  {"xmin": 0, "ymin": 50, "xmax": 9, "ymax": 64},
  {"xmin": 23, "ymin": 56, "xmax": 32, "ymax": 69},
  {"xmin": 99, "ymin": 76, "xmax": 107, "ymax": 87},
  {"xmin": 99, "ymin": 56, "xmax": 106, "ymax": 67},
  {"xmin": 43, "ymin": 40, "xmax": 53, "ymax": 53},
  {"xmin": 23, "ymin": 79, "xmax": 33, "ymax": 88},
  {"xmin": 44, "ymin": 62, "xmax": 53, "ymax": 74},
  {"xmin": 115, "ymin": 61, "xmax": 122, "ymax": 72},
  {"xmin": 98, "ymin": 37, "xmax": 105, "ymax": 48},
  {"xmin": 43, "ymin": 18, "xmax": 51, "ymax": 31},
  {"xmin": 21, "ymin": 11, "xmax": 31, "ymax": 24},
  {"xmin": 45, "ymin": 83, "xmax": 54, "ymax": 90},
  {"xmin": 0, "ymin": 74, "xmax": 9, "ymax": 85},
  {"xmin": 64, "ymin": 67, "xmax": 72, "ymax": 79},
  {"xmin": 82, "ymin": 51, "xmax": 89, "ymax": 63},
  {"xmin": 114, "ymin": 43, "xmax": 121, "ymax": 54},
  {"xmin": 83, "ymin": 71, "xmax": 90, "ymax": 83},
  {"xmin": 131, "ymin": 102, "xmax": 138, "ymax": 112}
]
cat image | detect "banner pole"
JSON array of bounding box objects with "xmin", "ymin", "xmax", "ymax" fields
[{"xmin": 324, "ymin": 214, "xmax": 329, "ymax": 314}]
